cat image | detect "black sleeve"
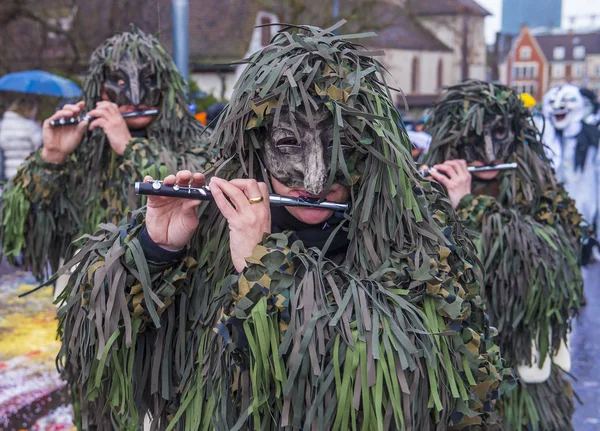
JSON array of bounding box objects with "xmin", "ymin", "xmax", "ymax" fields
[{"xmin": 138, "ymin": 226, "xmax": 186, "ymax": 263}]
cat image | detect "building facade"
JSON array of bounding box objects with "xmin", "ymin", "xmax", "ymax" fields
[
  {"xmin": 505, "ymin": 26, "xmax": 547, "ymax": 100},
  {"xmin": 186, "ymin": 0, "xmax": 490, "ymax": 114},
  {"xmin": 416, "ymin": 2, "xmax": 489, "ymax": 84},
  {"xmin": 503, "ymin": 26, "xmax": 600, "ymax": 100},
  {"xmin": 587, "ymin": 54, "xmax": 600, "ymax": 93}
]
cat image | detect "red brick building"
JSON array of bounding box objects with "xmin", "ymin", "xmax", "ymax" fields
[
  {"xmin": 506, "ymin": 26, "xmax": 547, "ymax": 100},
  {"xmin": 503, "ymin": 26, "xmax": 600, "ymax": 100}
]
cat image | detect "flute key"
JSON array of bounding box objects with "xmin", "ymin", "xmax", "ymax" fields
[{"xmin": 50, "ymin": 109, "xmax": 159, "ymax": 127}]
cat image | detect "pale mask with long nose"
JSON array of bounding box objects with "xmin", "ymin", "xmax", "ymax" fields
[{"xmin": 263, "ymin": 109, "xmax": 351, "ymax": 196}]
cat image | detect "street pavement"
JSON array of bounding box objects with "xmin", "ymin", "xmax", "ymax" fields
[{"xmin": 571, "ymin": 263, "xmax": 600, "ymax": 431}]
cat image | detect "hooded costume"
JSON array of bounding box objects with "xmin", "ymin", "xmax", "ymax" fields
[
  {"xmin": 55, "ymin": 25, "xmax": 503, "ymax": 430},
  {"xmin": 543, "ymin": 84, "xmax": 600, "ymax": 242},
  {"xmin": 580, "ymin": 88, "xmax": 599, "ymax": 127},
  {"xmin": 0, "ymin": 27, "xmax": 207, "ymax": 280},
  {"xmin": 424, "ymin": 80, "xmax": 585, "ymax": 431}
]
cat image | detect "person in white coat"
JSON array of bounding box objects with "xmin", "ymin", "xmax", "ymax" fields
[
  {"xmin": 0, "ymin": 97, "xmax": 42, "ymax": 180},
  {"xmin": 543, "ymin": 84, "xmax": 600, "ymax": 243}
]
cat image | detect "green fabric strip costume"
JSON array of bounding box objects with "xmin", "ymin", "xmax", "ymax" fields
[
  {"xmin": 56, "ymin": 26, "xmax": 504, "ymax": 430},
  {"xmin": 0, "ymin": 27, "xmax": 208, "ymax": 280},
  {"xmin": 423, "ymin": 80, "xmax": 585, "ymax": 431}
]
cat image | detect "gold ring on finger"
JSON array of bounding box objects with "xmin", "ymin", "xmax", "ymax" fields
[{"xmin": 248, "ymin": 196, "xmax": 264, "ymax": 204}]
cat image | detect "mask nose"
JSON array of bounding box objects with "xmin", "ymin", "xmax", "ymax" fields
[
  {"xmin": 483, "ymin": 130, "xmax": 496, "ymax": 164},
  {"xmin": 125, "ymin": 69, "xmax": 140, "ymax": 107},
  {"xmin": 303, "ymin": 146, "xmax": 328, "ymax": 196}
]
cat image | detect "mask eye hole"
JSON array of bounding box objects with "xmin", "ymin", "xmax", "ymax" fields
[
  {"xmin": 117, "ymin": 79, "xmax": 126, "ymax": 88},
  {"xmin": 143, "ymin": 77, "xmax": 153, "ymax": 86},
  {"xmin": 276, "ymin": 138, "xmax": 300, "ymax": 149},
  {"xmin": 493, "ymin": 126, "xmax": 508, "ymax": 140}
]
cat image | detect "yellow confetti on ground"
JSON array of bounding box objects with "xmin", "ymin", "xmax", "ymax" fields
[
  {"xmin": 0, "ymin": 281, "xmax": 60, "ymax": 361},
  {"xmin": 0, "ymin": 310, "xmax": 60, "ymax": 360}
]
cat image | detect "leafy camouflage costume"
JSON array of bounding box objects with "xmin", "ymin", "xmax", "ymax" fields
[
  {"xmin": 0, "ymin": 27, "xmax": 207, "ymax": 280},
  {"xmin": 56, "ymin": 26, "xmax": 503, "ymax": 430},
  {"xmin": 424, "ymin": 80, "xmax": 585, "ymax": 431}
]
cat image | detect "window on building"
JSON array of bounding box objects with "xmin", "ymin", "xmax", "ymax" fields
[
  {"xmin": 520, "ymin": 46, "xmax": 532, "ymax": 60},
  {"xmin": 518, "ymin": 84, "xmax": 535, "ymax": 95},
  {"xmin": 573, "ymin": 45, "xmax": 586, "ymax": 60},
  {"xmin": 552, "ymin": 64, "xmax": 565, "ymax": 78},
  {"xmin": 261, "ymin": 16, "xmax": 272, "ymax": 46},
  {"xmin": 437, "ymin": 58, "xmax": 443, "ymax": 90},
  {"xmin": 595, "ymin": 64, "xmax": 600, "ymax": 77},
  {"xmin": 514, "ymin": 66, "xmax": 526, "ymax": 79},
  {"xmin": 553, "ymin": 46, "xmax": 565, "ymax": 60},
  {"xmin": 528, "ymin": 84, "xmax": 537, "ymax": 95},
  {"xmin": 411, "ymin": 57, "xmax": 420, "ymax": 93},
  {"xmin": 530, "ymin": 65, "xmax": 537, "ymax": 77},
  {"xmin": 573, "ymin": 63, "xmax": 584, "ymax": 78}
]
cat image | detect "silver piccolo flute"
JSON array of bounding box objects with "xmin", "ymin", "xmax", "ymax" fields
[
  {"xmin": 135, "ymin": 181, "xmax": 350, "ymax": 211},
  {"xmin": 419, "ymin": 162, "xmax": 518, "ymax": 177},
  {"xmin": 135, "ymin": 163, "xmax": 518, "ymax": 211},
  {"xmin": 49, "ymin": 109, "xmax": 159, "ymax": 127}
]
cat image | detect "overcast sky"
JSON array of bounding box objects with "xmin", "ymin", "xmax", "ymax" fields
[{"xmin": 477, "ymin": 0, "xmax": 600, "ymax": 44}]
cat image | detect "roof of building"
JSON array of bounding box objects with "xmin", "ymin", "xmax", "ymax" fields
[
  {"xmin": 411, "ymin": 0, "xmax": 490, "ymax": 17},
  {"xmin": 183, "ymin": 0, "xmax": 454, "ymax": 68},
  {"xmin": 359, "ymin": 2, "xmax": 452, "ymax": 52},
  {"xmin": 535, "ymin": 30, "xmax": 600, "ymax": 62}
]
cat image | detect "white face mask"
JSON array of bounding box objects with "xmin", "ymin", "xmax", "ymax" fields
[{"xmin": 543, "ymin": 84, "xmax": 584, "ymax": 131}]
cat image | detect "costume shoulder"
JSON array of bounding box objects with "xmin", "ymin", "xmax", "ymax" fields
[
  {"xmin": 119, "ymin": 136, "xmax": 210, "ymax": 186},
  {"xmin": 580, "ymin": 121, "xmax": 600, "ymax": 147},
  {"xmin": 0, "ymin": 150, "xmax": 80, "ymax": 279},
  {"xmin": 55, "ymin": 210, "xmax": 206, "ymax": 429}
]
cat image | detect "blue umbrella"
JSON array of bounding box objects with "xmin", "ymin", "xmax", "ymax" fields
[{"xmin": 0, "ymin": 70, "xmax": 82, "ymax": 98}]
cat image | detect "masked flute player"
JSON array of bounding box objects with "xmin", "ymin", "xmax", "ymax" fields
[
  {"xmin": 423, "ymin": 80, "xmax": 585, "ymax": 431},
  {"xmin": 0, "ymin": 26, "xmax": 208, "ymax": 281}
]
